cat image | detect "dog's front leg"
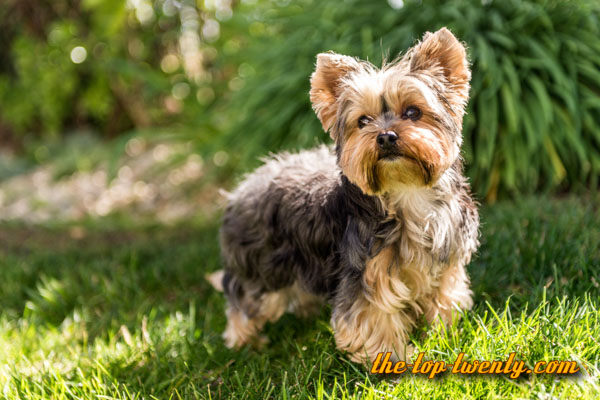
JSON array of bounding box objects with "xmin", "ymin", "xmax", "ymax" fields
[
  {"xmin": 331, "ymin": 295, "xmax": 415, "ymax": 364},
  {"xmin": 423, "ymin": 263, "xmax": 473, "ymax": 327}
]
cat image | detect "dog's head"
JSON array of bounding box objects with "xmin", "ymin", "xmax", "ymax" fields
[{"xmin": 310, "ymin": 28, "xmax": 470, "ymax": 195}]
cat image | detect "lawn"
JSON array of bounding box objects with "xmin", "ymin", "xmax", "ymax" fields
[{"xmin": 0, "ymin": 196, "xmax": 599, "ymax": 399}]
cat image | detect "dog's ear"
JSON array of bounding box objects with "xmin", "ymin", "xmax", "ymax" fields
[
  {"xmin": 310, "ymin": 52, "xmax": 360, "ymax": 135},
  {"xmin": 408, "ymin": 28, "xmax": 470, "ymax": 104}
]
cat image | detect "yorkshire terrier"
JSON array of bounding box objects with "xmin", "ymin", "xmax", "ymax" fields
[{"xmin": 207, "ymin": 28, "xmax": 479, "ymax": 363}]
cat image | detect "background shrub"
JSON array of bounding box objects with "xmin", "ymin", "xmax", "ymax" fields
[
  {"xmin": 1, "ymin": 0, "xmax": 599, "ymax": 200},
  {"xmin": 0, "ymin": 0, "xmax": 236, "ymax": 143},
  {"xmin": 219, "ymin": 0, "xmax": 600, "ymax": 200}
]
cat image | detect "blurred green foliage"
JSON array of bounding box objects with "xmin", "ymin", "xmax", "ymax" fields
[
  {"xmin": 219, "ymin": 0, "xmax": 600, "ymax": 200},
  {"xmin": 1, "ymin": 0, "xmax": 600, "ymax": 200},
  {"xmin": 0, "ymin": 0, "xmax": 234, "ymax": 145}
]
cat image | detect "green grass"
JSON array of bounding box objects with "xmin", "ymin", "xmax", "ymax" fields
[{"xmin": 1, "ymin": 196, "xmax": 599, "ymax": 399}]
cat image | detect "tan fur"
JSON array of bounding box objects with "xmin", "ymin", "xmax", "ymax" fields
[
  {"xmin": 223, "ymin": 290, "xmax": 288, "ymax": 348},
  {"xmin": 310, "ymin": 53, "xmax": 361, "ymax": 135},
  {"xmin": 205, "ymin": 269, "xmax": 225, "ymax": 292},
  {"xmin": 223, "ymin": 283, "xmax": 322, "ymax": 348},
  {"xmin": 363, "ymin": 246, "xmax": 430, "ymax": 314},
  {"xmin": 408, "ymin": 28, "xmax": 471, "ymax": 122},
  {"xmin": 336, "ymin": 239, "xmax": 473, "ymax": 363},
  {"xmin": 425, "ymin": 263, "xmax": 473, "ymax": 326},
  {"xmin": 323, "ymin": 39, "xmax": 465, "ymax": 193},
  {"xmin": 332, "ymin": 294, "xmax": 414, "ymax": 363},
  {"xmin": 339, "ymin": 128, "xmax": 381, "ymax": 195},
  {"xmin": 223, "ymin": 307, "xmax": 263, "ymax": 348}
]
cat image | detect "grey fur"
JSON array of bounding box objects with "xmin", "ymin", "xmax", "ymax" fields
[{"xmin": 219, "ymin": 145, "xmax": 478, "ymax": 319}]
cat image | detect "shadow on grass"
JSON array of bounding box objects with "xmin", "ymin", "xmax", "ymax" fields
[{"xmin": 0, "ymin": 220, "xmax": 223, "ymax": 329}]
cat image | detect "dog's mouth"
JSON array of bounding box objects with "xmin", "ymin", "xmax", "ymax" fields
[
  {"xmin": 377, "ymin": 146, "xmax": 400, "ymax": 160},
  {"xmin": 377, "ymin": 150, "xmax": 433, "ymax": 185},
  {"xmin": 378, "ymin": 153, "xmax": 400, "ymax": 161},
  {"xmin": 378, "ymin": 150, "xmax": 418, "ymax": 164}
]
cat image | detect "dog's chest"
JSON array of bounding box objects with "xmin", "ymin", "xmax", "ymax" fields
[
  {"xmin": 361, "ymin": 189, "xmax": 460, "ymax": 313},
  {"xmin": 386, "ymin": 189, "xmax": 459, "ymax": 266}
]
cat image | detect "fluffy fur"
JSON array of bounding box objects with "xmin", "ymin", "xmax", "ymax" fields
[{"xmin": 211, "ymin": 28, "xmax": 479, "ymax": 363}]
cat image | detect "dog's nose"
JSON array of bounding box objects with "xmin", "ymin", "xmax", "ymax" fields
[{"xmin": 376, "ymin": 131, "xmax": 398, "ymax": 149}]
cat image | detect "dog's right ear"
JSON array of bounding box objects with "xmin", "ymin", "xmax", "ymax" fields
[{"xmin": 310, "ymin": 52, "xmax": 360, "ymax": 135}]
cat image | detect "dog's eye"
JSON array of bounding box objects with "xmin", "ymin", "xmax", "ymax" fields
[
  {"xmin": 402, "ymin": 106, "xmax": 422, "ymax": 121},
  {"xmin": 357, "ymin": 115, "xmax": 372, "ymax": 129}
]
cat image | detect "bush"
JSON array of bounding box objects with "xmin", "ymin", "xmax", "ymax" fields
[
  {"xmin": 0, "ymin": 0, "xmax": 233, "ymax": 144},
  {"xmin": 219, "ymin": 0, "xmax": 600, "ymax": 200}
]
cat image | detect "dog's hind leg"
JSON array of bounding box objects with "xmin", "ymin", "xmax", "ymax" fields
[
  {"xmin": 221, "ymin": 271, "xmax": 290, "ymax": 348},
  {"xmin": 286, "ymin": 282, "xmax": 323, "ymax": 318}
]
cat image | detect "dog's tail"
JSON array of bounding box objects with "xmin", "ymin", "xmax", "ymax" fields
[{"xmin": 205, "ymin": 269, "xmax": 225, "ymax": 292}]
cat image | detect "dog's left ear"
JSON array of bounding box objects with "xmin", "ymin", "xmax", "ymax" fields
[
  {"xmin": 409, "ymin": 28, "xmax": 471, "ymax": 105},
  {"xmin": 310, "ymin": 52, "xmax": 360, "ymax": 136}
]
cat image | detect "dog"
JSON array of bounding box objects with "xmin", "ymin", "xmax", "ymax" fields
[{"xmin": 207, "ymin": 28, "xmax": 479, "ymax": 363}]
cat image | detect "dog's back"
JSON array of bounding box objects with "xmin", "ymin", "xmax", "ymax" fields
[{"xmin": 219, "ymin": 146, "xmax": 341, "ymax": 310}]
